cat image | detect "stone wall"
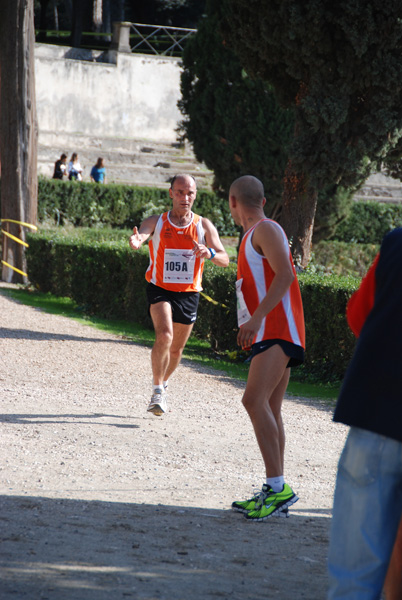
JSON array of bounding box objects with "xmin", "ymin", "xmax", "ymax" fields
[{"xmin": 35, "ymin": 42, "xmax": 183, "ymax": 144}]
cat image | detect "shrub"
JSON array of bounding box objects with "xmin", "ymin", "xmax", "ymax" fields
[
  {"xmin": 334, "ymin": 201, "xmax": 402, "ymax": 244},
  {"xmin": 26, "ymin": 228, "xmax": 361, "ymax": 382},
  {"xmin": 33, "ymin": 177, "xmax": 238, "ymax": 236},
  {"xmin": 298, "ymin": 272, "xmax": 358, "ymax": 381},
  {"xmin": 310, "ymin": 240, "xmax": 379, "ymax": 277}
]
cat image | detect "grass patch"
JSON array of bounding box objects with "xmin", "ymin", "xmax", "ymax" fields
[{"xmin": 1, "ymin": 286, "xmax": 339, "ymax": 402}]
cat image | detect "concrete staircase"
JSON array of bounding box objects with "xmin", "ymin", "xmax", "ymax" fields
[
  {"xmin": 38, "ymin": 131, "xmax": 402, "ymax": 202},
  {"xmin": 353, "ymin": 172, "xmax": 402, "ymax": 203},
  {"xmin": 37, "ymin": 131, "xmax": 214, "ymax": 190}
]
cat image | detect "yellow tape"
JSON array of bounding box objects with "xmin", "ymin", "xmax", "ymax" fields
[
  {"xmin": 1, "ymin": 260, "xmax": 28, "ymax": 278},
  {"xmin": 2, "ymin": 229, "xmax": 29, "ymax": 247},
  {"xmin": 1, "ymin": 218, "xmax": 37, "ymax": 231},
  {"xmin": 1, "ymin": 218, "xmax": 37, "ymax": 277},
  {"xmin": 200, "ymin": 291, "xmax": 228, "ymax": 309}
]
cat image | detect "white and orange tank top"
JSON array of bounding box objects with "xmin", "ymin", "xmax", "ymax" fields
[
  {"xmin": 145, "ymin": 211, "xmax": 206, "ymax": 292},
  {"xmin": 236, "ymin": 218, "xmax": 305, "ymax": 348}
]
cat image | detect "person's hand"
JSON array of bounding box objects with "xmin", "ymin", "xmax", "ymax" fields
[
  {"xmin": 129, "ymin": 226, "xmax": 142, "ymax": 250},
  {"xmin": 237, "ymin": 315, "xmax": 262, "ymax": 350},
  {"xmin": 192, "ymin": 240, "xmax": 212, "ymax": 259}
]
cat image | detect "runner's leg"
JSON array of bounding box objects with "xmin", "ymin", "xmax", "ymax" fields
[
  {"xmin": 149, "ymin": 301, "xmax": 174, "ymax": 387},
  {"xmin": 242, "ymin": 344, "xmax": 289, "ymax": 477},
  {"xmin": 164, "ymin": 321, "xmax": 194, "ymax": 381},
  {"xmin": 269, "ymin": 366, "xmax": 291, "ymax": 474}
]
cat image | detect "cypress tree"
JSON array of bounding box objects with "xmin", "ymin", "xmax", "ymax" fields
[
  {"xmin": 219, "ymin": 0, "xmax": 402, "ymax": 266},
  {"xmin": 178, "ymin": 0, "xmax": 294, "ymax": 216}
]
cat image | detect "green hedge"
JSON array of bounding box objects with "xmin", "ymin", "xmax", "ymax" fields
[
  {"xmin": 35, "ymin": 177, "xmax": 238, "ymax": 236},
  {"xmin": 26, "ymin": 228, "xmax": 360, "ymax": 382},
  {"xmin": 298, "ymin": 272, "xmax": 358, "ymax": 381},
  {"xmin": 2, "ymin": 177, "xmax": 402, "ymax": 244},
  {"xmin": 32, "ymin": 179, "xmax": 402, "ymax": 244}
]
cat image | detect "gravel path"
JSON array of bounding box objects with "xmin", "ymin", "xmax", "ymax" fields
[{"xmin": 0, "ymin": 282, "xmax": 348, "ymax": 599}]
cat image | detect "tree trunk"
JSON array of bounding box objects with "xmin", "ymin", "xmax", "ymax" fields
[
  {"xmin": 278, "ymin": 81, "xmax": 317, "ymax": 269},
  {"xmin": 93, "ymin": 0, "xmax": 102, "ymax": 27},
  {"xmin": 280, "ymin": 160, "xmax": 318, "ymax": 269},
  {"xmin": 0, "ymin": 0, "xmax": 38, "ymax": 283}
]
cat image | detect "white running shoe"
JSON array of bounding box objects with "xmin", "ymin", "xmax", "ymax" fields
[{"xmin": 147, "ymin": 389, "xmax": 167, "ymax": 416}]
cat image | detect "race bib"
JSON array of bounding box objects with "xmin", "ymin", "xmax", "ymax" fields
[
  {"xmin": 163, "ymin": 248, "xmax": 196, "ymax": 284},
  {"xmin": 236, "ymin": 278, "xmax": 251, "ymax": 326}
]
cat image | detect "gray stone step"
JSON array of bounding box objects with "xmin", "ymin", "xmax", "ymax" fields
[
  {"xmin": 354, "ymin": 196, "xmax": 402, "ymax": 203},
  {"xmin": 38, "ymin": 158, "xmax": 213, "ymax": 187},
  {"xmin": 38, "ymin": 130, "xmax": 214, "ymax": 188},
  {"xmin": 39, "ymin": 131, "xmax": 402, "ymax": 201},
  {"xmin": 356, "ymin": 172, "xmax": 402, "ymax": 203},
  {"xmin": 39, "ymin": 130, "xmax": 190, "ymax": 155},
  {"xmin": 38, "ymin": 146, "xmax": 203, "ymax": 170}
]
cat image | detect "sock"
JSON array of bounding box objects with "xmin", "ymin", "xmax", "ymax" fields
[
  {"xmin": 153, "ymin": 384, "xmax": 163, "ymax": 392},
  {"xmin": 266, "ymin": 476, "xmax": 284, "ymax": 493},
  {"xmin": 163, "ymin": 380, "xmax": 169, "ymax": 390}
]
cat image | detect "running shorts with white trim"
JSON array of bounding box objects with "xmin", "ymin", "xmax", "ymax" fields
[
  {"xmin": 146, "ymin": 283, "xmax": 200, "ymax": 325},
  {"xmin": 250, "ymin": 338, "xmax": 305, "ymax": 368}
]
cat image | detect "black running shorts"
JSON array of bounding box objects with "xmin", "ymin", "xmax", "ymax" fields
[
  {"xmin": 146, "ymin": 283, "xmax": 200, "ymax": 325},
  {"xmin": 250, "ymin": 338, "xmax": 305, "ymax": 368}
]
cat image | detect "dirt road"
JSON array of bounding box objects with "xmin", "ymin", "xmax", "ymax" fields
[{"xmin": 0, "ymin": 283, "xmax": 347, "ymax": 599}]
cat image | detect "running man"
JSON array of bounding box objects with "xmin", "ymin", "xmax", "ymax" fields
[
  {"xmin": 229, "ymin": 175, "xmax": 305, "ymax": 521},
  {"xmin": 129, "ymin": 174, "xmax": 229, "ymax": 416}
]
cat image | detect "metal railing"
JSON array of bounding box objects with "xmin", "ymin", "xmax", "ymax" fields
[
  {"xmin": 129, "ymin": 23, "xmax": 196, "ymax": 57},
  {"xmin": 35, "ymin": 22, "xmax": 197, "ymax": 58}
]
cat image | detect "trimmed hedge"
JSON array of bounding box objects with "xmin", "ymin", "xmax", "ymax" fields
[
  {"xmin": 26, "ymin": 230, "xmax": 151, "ymax": 325},
  {"xmin": 2, "ymin": 178, "xmax": 402, "ymax": 245},
  {"xmin": 298, "ymin": 272, "xmax": 358, "ymax": 381},
  {"xmin": 35, "ymin": 177, "xmax": 238, "ymax": 236},
  {"xmin": 26, "ymin": 228, "xmax": 360, "ymax": 382}
]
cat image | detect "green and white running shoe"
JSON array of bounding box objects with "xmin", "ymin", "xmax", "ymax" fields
[
  {"xmin": 232, "ymin": 484, "xmax": 290, "ymax": 518},
  {"xmin": 232, "ymin": 484, "xmax": 272, "ymax": 514},
  {"xmin": 245, "ymin": 483, "xmax": 298, "ymax": 521}
]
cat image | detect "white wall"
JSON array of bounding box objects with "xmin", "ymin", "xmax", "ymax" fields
[{"xmin": 35, "ymin": 43, "xmax": 183, "ymax": 143}]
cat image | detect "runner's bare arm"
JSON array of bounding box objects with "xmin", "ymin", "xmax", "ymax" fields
[
  {"xmin": 192, "ymin": 218, "xmax": 229, "ymax": 267},
  {"xmin": 237, "ymin": 221, "xmax": 294, "ymax": 349},
  {"xmin": 129, "ymin": 215, "xmax": 159, "ymax": 250}
]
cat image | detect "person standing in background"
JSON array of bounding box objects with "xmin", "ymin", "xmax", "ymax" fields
[
  {"xmin": 52, "ymin": 153, "xmax": 67, "ymax": 179},
  {"xmin": 90, "ymin": 157, "xmax": 106, "ymax": 184},
  {"xmin": 68, "ymin": 153, "xmax": 83, "ymax": 181}
]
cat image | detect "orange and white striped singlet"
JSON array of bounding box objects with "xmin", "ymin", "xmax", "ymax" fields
[
  {"xmin": 145, "ymin": 211, "xmax": 206, "ymax": 292},
  {"xmin": 236, "ymin": 218, "xmax": 305, "ymax": 348}
]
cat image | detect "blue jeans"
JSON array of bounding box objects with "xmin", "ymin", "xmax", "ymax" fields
[{"xmin": 328, "ymin": 427, "xmax": 402, "ymax": 599}]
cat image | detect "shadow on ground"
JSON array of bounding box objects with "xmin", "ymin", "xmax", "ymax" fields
[
  {"xmin": 0, "ymin": 326, "xmax": 134, "ymax": 345},
  {"xmin": 0, "ymin": 495, "xmax": 330, "ymax": 600}
]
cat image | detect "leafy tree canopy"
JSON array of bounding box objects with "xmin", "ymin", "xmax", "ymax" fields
[
  {"xmin": 178, "ymin": 1, "xmax": 294, "ymax": 212},
  {"xmin": 218, "ymin": 0, "xmax": 402, "ymax": 192}
]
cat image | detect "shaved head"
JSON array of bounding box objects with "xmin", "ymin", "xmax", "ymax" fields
[
  {"xmin": 229, "ymin": 176, "xmax": 264, "ymax": 208},
  {"xmin": 170, "ymin": 173, "xmax": 196, "ymax": 190}
]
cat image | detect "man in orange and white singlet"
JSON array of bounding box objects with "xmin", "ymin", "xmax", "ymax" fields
[
  {"xmin": 229, "ymin": 175, "xmax": 305, "ymax": 521},
  {"xmin": 129, "ymin": 174, "xmax": 229, "ymax": 416}
]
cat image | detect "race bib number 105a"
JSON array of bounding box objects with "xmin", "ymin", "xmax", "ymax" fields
[{"xmin": 163, "ymin": 248, "xmax": 196, "ymax": 284}]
